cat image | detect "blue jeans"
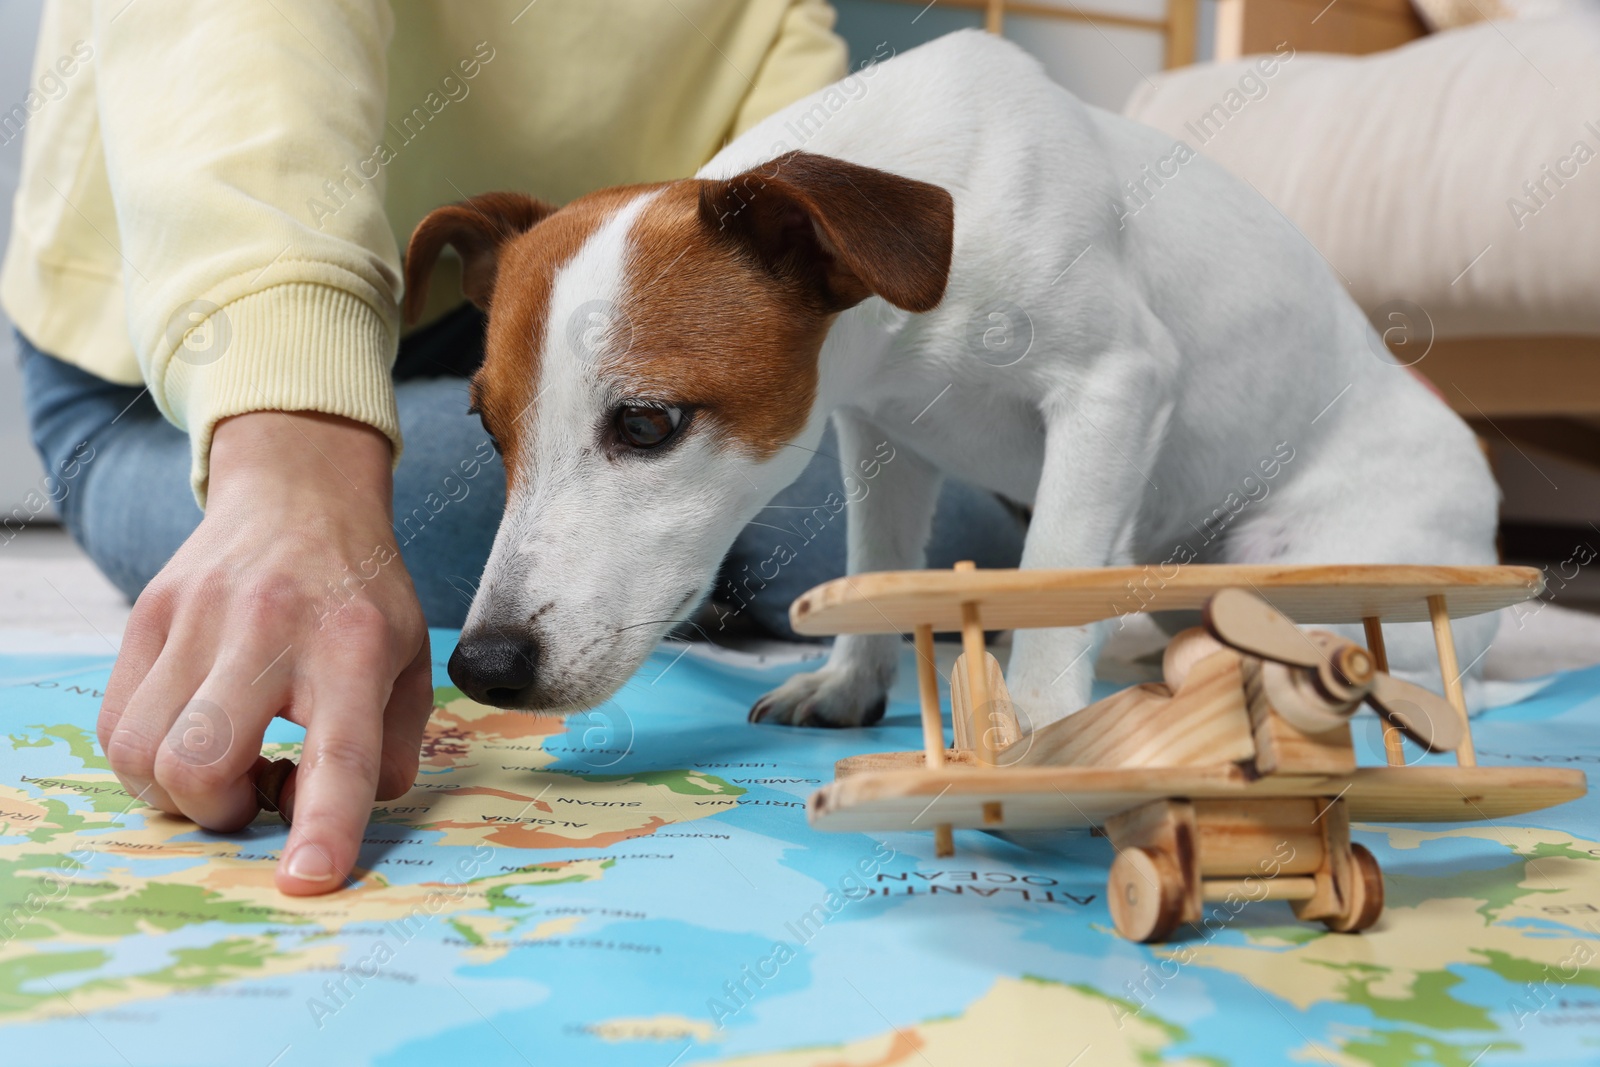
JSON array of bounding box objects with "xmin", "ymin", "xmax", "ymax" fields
[{"xmin": 17, "ymin": 308, "xmax": 1026, "ymax": 636}]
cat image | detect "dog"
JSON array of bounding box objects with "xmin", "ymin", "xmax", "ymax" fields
[{"xmin": 404, "ymin": 30, "xmax": 1499, "ymax": 730}]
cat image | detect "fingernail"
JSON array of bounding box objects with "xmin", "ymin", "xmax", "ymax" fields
[{"xmin": 285, "ymin": 845, "xmax": 337, "ymax": 884}]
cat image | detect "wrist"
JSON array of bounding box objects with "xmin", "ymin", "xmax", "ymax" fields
[{"xmin": 209, "ymin": 411, "xmax": 394, "ymax": 515}]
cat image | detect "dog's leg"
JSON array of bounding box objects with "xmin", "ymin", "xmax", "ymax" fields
[
  {"xmin": 749, "ymin": 413, "xmax": 940, "ymax": 727},
  {"xmin": 1007, "ymin": 385, "xmax": 1170, "ymax": 730}
]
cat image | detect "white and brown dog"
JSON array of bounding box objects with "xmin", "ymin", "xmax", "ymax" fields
[{"xmin": 405, "ymin": 31, "xmax": 1498, "ymax": 730}]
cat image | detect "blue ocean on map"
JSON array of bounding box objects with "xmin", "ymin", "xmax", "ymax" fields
[{"xmin": 1, "ymin": 632, "xmax": 1597, "ymax": 1066}]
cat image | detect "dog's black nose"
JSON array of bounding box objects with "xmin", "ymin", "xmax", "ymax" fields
[{"xmin": 449, "ymin": 633, "xmax": 538, "ymax": 708}]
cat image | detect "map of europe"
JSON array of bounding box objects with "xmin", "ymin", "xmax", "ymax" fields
[{"xmin": 1, "ymin": 634, "xmax": 1598, "ymax": 1066}]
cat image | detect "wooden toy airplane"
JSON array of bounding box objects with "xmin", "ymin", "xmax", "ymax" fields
[{"xmin": 790, "ymin": 563, "xmax": 1588, "ymax": 942}]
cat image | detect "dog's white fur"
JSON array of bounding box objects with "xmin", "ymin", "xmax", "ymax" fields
[{"xmin": 462, "ymin": 30, "xmax": 1499, "ymax": 726}]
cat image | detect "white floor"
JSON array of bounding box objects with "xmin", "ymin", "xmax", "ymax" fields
[
  {"xmin": 3, "ymin": 526, "xmax": 1599, "ymax": 684},
  {"xmin": 1, "ymin": 525, "xmax": 130, "ymax": 657}
]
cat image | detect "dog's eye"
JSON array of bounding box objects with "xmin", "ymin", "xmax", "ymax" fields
[
  {"xmin": 614, "ymin": 404, "xmax": 684, "ymax": 450},
  {"xmin": 469, "ymin": 405, "xmax": 502, "ymax": 455}
]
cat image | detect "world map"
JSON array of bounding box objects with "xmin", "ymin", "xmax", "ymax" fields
[{"xmin": 1, "ymin": 634, "xmax": 1597, "ymax": 1066}]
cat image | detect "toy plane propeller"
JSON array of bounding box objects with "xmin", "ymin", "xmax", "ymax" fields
[{"xmin": 1203, "ymin": 587, "xmax": 1461, "ymax": 751}]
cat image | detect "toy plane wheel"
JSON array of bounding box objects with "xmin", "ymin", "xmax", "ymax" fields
[
  {"xmin": 1108, "ymin": 846, "xmax": 1186, "ymax": 943},
  {"xmin": 1322, "ymin": 843, "xmax": 1384, "ymax": 933}
]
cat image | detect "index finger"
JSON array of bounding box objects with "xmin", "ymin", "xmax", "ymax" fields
[{"xmin": 276, "ymin": 655, "xmax": 389, "ymax": 896}]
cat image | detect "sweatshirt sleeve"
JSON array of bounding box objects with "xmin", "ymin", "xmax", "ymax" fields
[
  {"xmin": 732, "ymin": 0, "xmax": 849, "ymax": 136},
  {"xmin": 92, "ymin": 0, "xmax": 403, "ymax": 505}
]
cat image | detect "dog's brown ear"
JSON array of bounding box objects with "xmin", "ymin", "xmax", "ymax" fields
[
  {"xmin": 700, "ymin": 151, "xmax": 953, "ymax": 313},
  {"xmin": 403, "ymin": 193, "xmax": 556, "ymax": 324}
]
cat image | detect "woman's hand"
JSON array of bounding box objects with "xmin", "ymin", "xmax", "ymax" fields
[{"xmin": 99, "ymin": 411, "xmax": 434, "ymax": 895}]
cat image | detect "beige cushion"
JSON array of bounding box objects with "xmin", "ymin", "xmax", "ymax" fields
[
  {"xmin": 1123, "ymin": 15, "xmax": 1600, "ymax": 339},
  {"xmin": 1411, "ymin": 0, "xmax": 1598, "ymax": 33}
]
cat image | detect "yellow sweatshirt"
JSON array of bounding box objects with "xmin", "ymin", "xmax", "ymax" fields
[{"xmin": 1, "ymin": 0, "xmax": 846, "ymax": 502}]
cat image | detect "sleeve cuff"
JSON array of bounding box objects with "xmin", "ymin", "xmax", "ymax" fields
[
  {"xmin": 158, "ymin": 282, "xmax": 401, "ymax": 506},
  {"xmin": 733, "ymin": 0, "xmax": 849, "ymax": 137}
]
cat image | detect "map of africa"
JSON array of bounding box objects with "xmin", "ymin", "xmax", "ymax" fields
[{"xmin": 1, "ymin": 634, "xmax": 1597, "ymax": 1066}]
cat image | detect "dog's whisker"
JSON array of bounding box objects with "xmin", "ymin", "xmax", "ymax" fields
[
  {"xmin": 445, "ymin": 574, "xmax": 481, "ymax": 609},
  {"xmin": 776, "ymin": 440, "xmax": 842, "ymax": 464},
  {"xmin": 612, "ymin": 616, "xmax": 687, "ymax": 635},
  {"xmin": 662, "ymin": 618, "xmax": 720, "ymax": 642}
]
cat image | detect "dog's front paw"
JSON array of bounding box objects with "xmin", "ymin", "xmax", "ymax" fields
[{"xmin": 749, "ymin": 669, "xmax": 888, "ymax": 728}]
